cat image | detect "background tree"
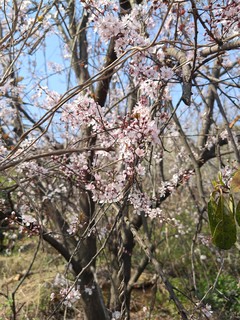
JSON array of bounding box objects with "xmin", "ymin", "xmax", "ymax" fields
[{"xmin": 0, "ymin": 0, "xmax": 240, "ymax": 319}]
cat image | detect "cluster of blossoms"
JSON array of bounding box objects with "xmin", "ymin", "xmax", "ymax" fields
[
  {"xmin": 59, "ymin": 92, "xmax": 161, "ymax": 205},
  {"xmin": 139, "ymin": 79, "xmax": 161, "ymax": 101},
  {"xmin": 62, "ymin": 94, "xmax": 104, "ymax": 131},
  {"xmin": 36, "ymin": 88, "xmax": 62, "ymax": 110},
  {"xmin": 89, "ymin": 0, "xmax": 175, "ymax": 89},
  {"xmin": 94, "ymin": 13, "xmax": 125, "ymax": 43},
  {"xmin": 216, "ymin": 0, "xmax": 240, "ymax": 36},
  {"xmin": 116, "ymin": 103, "xmax": 160, "ymax": 147},
  {"xmin": 67, "ymin": 214, "xmax": 82, "ymax": 235},
  {"xmin": 204, "ymin": 0, "xmax": 240, "ymax": 38},
  {"xmin": 91, "ymin": 0, "xmax": 154, "ymax": 53},
  {"xmin": 204, "ymin": 134, "xmax": 218, "ymax": 151},
  {"xmin": 21, "ymin": 214, "xmax": 38, "ymax": 227},
  {"xmin": 86, "ymin": 172, "xmax": 127, "ymax": 203},
  {"xmin": 17, "ymin": 162, "xmax": 48, "ymax": 178},
  {"xmin": 204, "ymin": 128, "xmax": 230, "ymax": 151},
  {"xmin": 158, "ymin": 170, "xmax": 194, "ymax": 198},
  {"xmin": 56, "ymin": 153, "xmax": 90, "ymax": 184},
  {"xmin": 81, "ymin": 0, "xmax": 118, "ymax": 13},
  {"xmin": 128, "ymin": 188, "xmax": 165, "ymax": 220},
  {"xmin": 50, "ymin": 287, "xmax": 81, "ymax": 308},
  {"xmin": 6, "ymin": 211, "xmax": 40, "ymax": 236},
  {"xmin": 0, "ymin": 0, "xmax": 55, "ymax": 63},
  {"xmin": 51, "ymin": 273, "xmax": 81, "ymax": 307},
  {"xmin": 51, "ymin": 273, "xmax": 97, "ymax": 307},
  {"xmin": 55, "ymin": 83, "xmax": 193, "ymax": 231}
]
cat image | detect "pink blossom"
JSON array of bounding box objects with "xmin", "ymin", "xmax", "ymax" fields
[
  {"xmin": 59, "ymin": 287, "xmax": 81, "ymax": 307},
  {"xmin": 136, "ymin": 163, "xmax": 146, "ymax": 176},
  {"xmin": 160, "ymin": 66, "xmax": 174, "ymax": 80},
  {"xmin": 135, "ymin": 147, "xmax": 145, "ymax": 158},
  {"xmin": 94, "ymin": 14, "xmax": 124, "ymax": 42},
  {"xmin": 22, "ymin": 214, "xmax": 37, "ymax": 227}
]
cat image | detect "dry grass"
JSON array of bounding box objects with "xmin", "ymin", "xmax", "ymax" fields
[
  {"xmin": 0, "ymin": 237, "xmax": 65, "ymax": 320},
  {"xmin": 0, "ymin": 237, "xmax": 197, "ymax": 320}
]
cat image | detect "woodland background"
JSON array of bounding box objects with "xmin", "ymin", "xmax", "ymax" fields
[{"xmin": 0, "ymin": 0, "xmax": 240, "ymax": 319}]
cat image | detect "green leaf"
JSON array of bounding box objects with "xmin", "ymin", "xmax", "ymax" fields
[
  {"xmin": 208, "ymin": 194, "xmax": 237, "ymax": 250},
  {"xmin": 217, "ymin": 172, "xmax": 224, "ymax": 186},
  {"xmin": 228, "ymin": 194, "xmax": 235, "ymax": 213},
  {"xmin": 230, "ymin": 170, "xmax": 240, "ymax": 193},
  {"xmin": 235, "ymin": 200, "xmax": 240, "ymax": 227},
  {"xmin": 208, "ymin": 196, "xmax": 218, "ymax": 235}
]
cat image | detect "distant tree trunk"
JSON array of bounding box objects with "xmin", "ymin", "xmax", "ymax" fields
[
  {"xmin": 73, "ymin": 237, "xmax": 110, "ymax": 320},
  {"xmin": 108, "ymin": 218, "xmax": 135, "ymax": 318}
]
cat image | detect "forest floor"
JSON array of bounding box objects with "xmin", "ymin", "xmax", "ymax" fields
[
  {"xmin": 0, "ymin": 237, "xmax": 176, "ymax": 320},
  {"xmin": 0, "ymin": 236, "xmax": 235, "ymax": 320}
]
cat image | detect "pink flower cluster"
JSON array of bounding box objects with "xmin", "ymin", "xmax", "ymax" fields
[
  {"xmin": 62, "ymin": 94, "xmax": 104, "ymax": 130},
  {"xmin": 51, "ymin": 287, "xmax": 81, "ymax": 308},
  {"xmin": 51, "ymin": 273, "xmax": 81, "ymax": 307},
  {"xmin": 59, "ymin": 93, "xmax": 161, "ymax": 205}
]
